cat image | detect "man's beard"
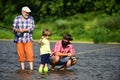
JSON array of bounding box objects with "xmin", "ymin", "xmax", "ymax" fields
[
  {"xmin": 22, "ymin": 15, "xmax": 29, "ymax": 19},
  {"xmin": 24, "ymin": 15, "xmax": 29, "ymax": 19},
  {"xmin": 62, "ymin": 40, "xmax": 70, "ymax": 48}
]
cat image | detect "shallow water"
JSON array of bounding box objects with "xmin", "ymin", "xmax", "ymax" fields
[{"xmin": 0, "ymin": 40, "xmax": 120, "ymax": 80}]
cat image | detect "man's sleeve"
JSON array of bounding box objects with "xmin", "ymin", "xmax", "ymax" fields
[
  {"xmin": 52, "ymin": 41, "xmax": 61, "ymax": 55},
  {"xmin": 13, "ymin": 17, "xmax": 17, "ymax": 29},
  {"xmin": 70, "ymin": 45, "xmax": 76, "ymax": 55},
  {"xmin": 28, "ymin": 17, "xmax": 35, "ymax": 33}
]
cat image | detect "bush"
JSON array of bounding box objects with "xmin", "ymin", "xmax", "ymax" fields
[
  {"xmin": 108, "ymin": 31, "xmax": 120, "ymax": 42},
  {"xmin": 92, "ymin": 15, "xmax": 120, "ymax": 43},
  {"xmin": 92, "ymin": 26, "xmax": 109, "ymax": 43}
]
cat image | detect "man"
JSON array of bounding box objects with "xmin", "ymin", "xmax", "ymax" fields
[
  {"xmin": 12, "ymin": 6, "xmax": 35, "ymax": 71},
  {"xmin": 50, "ymin": 33, "xmax": 77, "ymax": 70}
]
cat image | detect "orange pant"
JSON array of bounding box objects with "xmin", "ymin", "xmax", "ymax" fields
[{"xmin": 16, "ymin": 42, "xmax": 34, "ymax": 62}]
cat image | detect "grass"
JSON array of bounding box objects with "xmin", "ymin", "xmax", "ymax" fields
[
  {"xmin": 0, "ymin": 29, "xmax": 14, "ymax": 39},
  {"xmin": 0, "ymin": 12, "xmax": 120, "ymax": 43}
]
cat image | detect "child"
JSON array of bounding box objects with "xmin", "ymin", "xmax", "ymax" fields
[{"xmin": 38, "ymin": 29, "xmax": 52, "ymax": 73}]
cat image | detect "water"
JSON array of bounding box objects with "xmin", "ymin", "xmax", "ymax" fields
[{"xmin": 0, "ymin": 40, "xmax": 120, "ymax": 80}]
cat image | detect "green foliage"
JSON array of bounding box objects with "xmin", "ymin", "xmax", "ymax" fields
[
  {"xmin": 33, "ymin": 12, "xmax": 102, "ymax": 42},
  {"xmin": 0, "ymin": 29, "xmax": 14, "ymax": 39},
  {"xmin": 0, "ymin": 0, "xmax": 120, "ymax": 24},
  {"xmin": 108, "ymin": 31, "xmax": 120, "ymax": 42},
  {"xmin": 0, "ymin": 0, "xmax": 120, "ymax": 43},
  {"xmin": 103, "ymin": 16, "xmax": 120, "ymax": 42},
  {"xmin": 102, "ymin": 16, "xmax": 120, "ymax": 31},
  {"xmin": 92, "ymin": 14, "xmax": 120, "ymax": 43},
  {"xmin": 92, "ymin": 26, "xmax": 109, "ymax": 43},
  {"xmin": 4, "ymin": 13, "xmax": 19, "ymax": 26}
]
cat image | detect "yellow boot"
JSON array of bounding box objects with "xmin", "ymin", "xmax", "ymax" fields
[
  {"xmin": 44, "ymin": 66, "xmax": 48, "ymax": 73},
  {"xmin": 38, "ymin": 67, "xmax": 43, "ymax": 74}
]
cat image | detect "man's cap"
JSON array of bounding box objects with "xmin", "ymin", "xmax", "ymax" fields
[
  {"xmin": 22, "ymin": 6, "xmax": 31, "ymax": 13},
  {"xmin": 63, "ymin": 33, "xmax": 73, "ymax": 41}
]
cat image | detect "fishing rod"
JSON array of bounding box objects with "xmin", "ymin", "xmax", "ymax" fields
[{"xmin": 0, "ymin": 26, "xmax": 12, "ymax": 30}]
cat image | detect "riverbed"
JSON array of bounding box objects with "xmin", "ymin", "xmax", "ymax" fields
[{"xmin": 0, "ymin": 40, "xmax": 120, "ymax": 80}]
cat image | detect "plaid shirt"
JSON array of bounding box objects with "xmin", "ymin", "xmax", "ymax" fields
[
  {"xmin": 51, "ymin": 40, "xmax": 75, "ymax": 56},
  {"xmin": 13, "ymin": 15, "xmax": 35, "ymax": 43}
]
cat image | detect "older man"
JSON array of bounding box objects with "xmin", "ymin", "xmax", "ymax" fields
[
  {"xmin": 12, "ymin": 6, "xmax": 35, "ymax": 71},
  {"xmin": 50, "ymin": 33, "xmax": 77, "ymax": 71}
]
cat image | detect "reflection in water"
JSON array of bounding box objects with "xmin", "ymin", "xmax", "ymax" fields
[
  {"xmin": 50, "ymin": 70, "xmax": 75, "ymax": 80},
  {"xmin": 12, "ymin": 70, "xmax": 33, "ymax": 80},
  {"xmin": 38, "ymin": 69, "xmax": 75, "ymax": 80},
  {"xmin": 16, "ymin": 73, "xmax": 32, "ymax": 80},
  {"xmin": 11, "ymin": 69, "xmax": 75, "ymax": 80}
]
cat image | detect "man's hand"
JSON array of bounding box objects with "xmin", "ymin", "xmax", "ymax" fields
[
  {"xmin": 19, "ymin": 28, "xmax": 28, "ymax": 33},
  {"xmin": 13, "ymin": 28, "xmax": 19, "ymax": 32},
  {"xmin": 67, "ymin": 53, "xmax": 72, "ymax": 57}
]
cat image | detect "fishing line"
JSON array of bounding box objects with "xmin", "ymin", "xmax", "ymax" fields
[{"xmin": 77, "ymin": 45, "xmax": 120, "ymax": 54}]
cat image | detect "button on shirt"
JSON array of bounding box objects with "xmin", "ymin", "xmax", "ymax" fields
[
  {"xmin": 13, "ymin": 15, "xmax": 35, "ymax": 43},
  {"xmin": 51, "ymin": 40, "xmax": 75, "ymax": 56}
]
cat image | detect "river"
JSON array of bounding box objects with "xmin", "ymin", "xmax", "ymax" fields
[{"xmin": 0, "ymin": 40, "xmax": 120, "ymax": 80}]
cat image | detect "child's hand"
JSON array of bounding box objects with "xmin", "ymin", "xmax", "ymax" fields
[
  {"xmin": 39, "ymin": 37, "xmax": 44, "ymax": 45},
  {"xmin": 41, "ymin": 36, "xmax": 44, "ymax": 39}
]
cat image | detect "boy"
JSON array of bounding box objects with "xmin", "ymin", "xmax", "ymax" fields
[{"xmin": 38, "ymin": 29, "xmax": 52, "ymax": 73}]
